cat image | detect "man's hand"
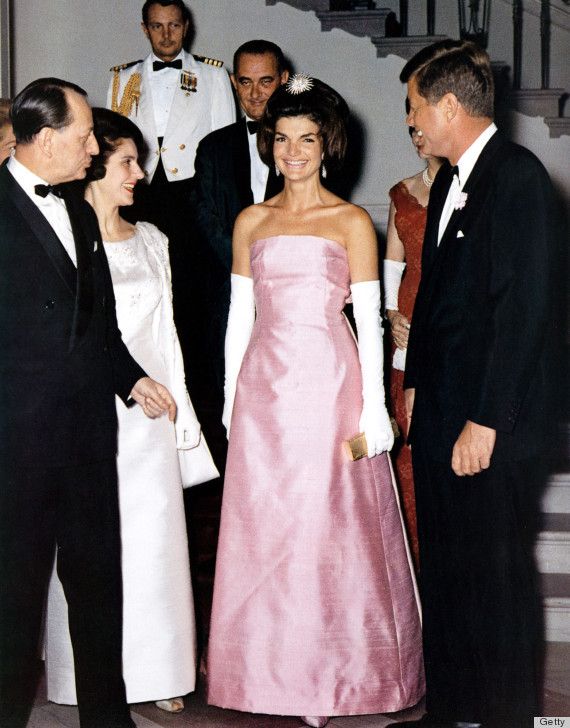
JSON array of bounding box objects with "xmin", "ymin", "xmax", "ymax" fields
[
  {"xmin": 451, "ymin": 420, "xmax": 496, "ymax": 476},
  {"xmin": 130, "ymin": 377, "xmax": 177, "ymax": 421},
  {"xmin": 404, "ymin": 387, "xmax": 415, "ymax": 436},
  {"xmin": 387, "ymin": 310, "xmax": 410, "ymax": 350}
]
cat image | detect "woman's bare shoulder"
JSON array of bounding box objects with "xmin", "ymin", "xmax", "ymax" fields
[
  {"xmin": 236, "ymin": 203, "xmax": 264, "ymax": 224},
  {"xmin": 340, "ymin": 202, "xmax": 374, "ymax": 230},
  {"xmin": 234, "ymin": 203, "xmax": 269, "ymax": 235}
]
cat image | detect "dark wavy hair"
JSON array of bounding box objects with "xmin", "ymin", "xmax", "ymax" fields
[
  {"xmin": 233, "ymin": 39, "xmax": 287, "ymax": 76},
  {"xmin": 142, "ymin": 0, "xmax": 190, "ymax": 26},
  {"xmin": 400, "ymin": 39, "xmax": 494, "ymax": 118},
  {"xmin": 86, "ymin": 108, "xmax": 148, "ymax": 183},
  {"xmin": 257, "ymin": 77, "xmax": 349, "ymax": 170},
  {"xmin": 11, "ymin": 77, "xmax": 87, "ymax": 144}
]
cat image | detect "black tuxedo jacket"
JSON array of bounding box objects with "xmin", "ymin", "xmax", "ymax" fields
[
  {"xmin": 404, "ymin": 132, "xmax": 562, "ymax": 462},
  {"xmin": 192, "ymin": 118, "xmax": 283, "ymax": 375},
  {"xmin": 0, "ymin": 164, "xmax": 146, "ymax": 467},
  {"xmin": 193, "ymin": 117, "xmax": 283, "ymax": 275}
]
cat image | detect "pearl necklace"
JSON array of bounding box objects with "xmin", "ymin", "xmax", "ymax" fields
[{"xmin": 422, "ymin": 167, "xmax": 433, "ymax": 189}]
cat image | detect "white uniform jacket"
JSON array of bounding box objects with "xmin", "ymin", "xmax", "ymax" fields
[{"xmin": 107, "ymin": 50, "xmax": 235, "ymax": 182}]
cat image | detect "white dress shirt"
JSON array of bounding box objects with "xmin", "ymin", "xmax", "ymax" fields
[
  {"xmin": 246, "ymin": 116, "xmax": 269, "ymax": 204},
  {"xmin": 438, "ymin": 122, "xmax": 498, "ymax": 244},
  {"xmin": 148, "ymin": 52, "xmax": 182, "ymax": 137},
  {"xmin": 8, "ymin": 156, "xmax": 77, "ymax": 266}
]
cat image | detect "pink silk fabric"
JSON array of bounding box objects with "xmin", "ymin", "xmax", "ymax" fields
[{"xmin": 208, "ymin": 236, "xmax": 424, "ymax": 717}]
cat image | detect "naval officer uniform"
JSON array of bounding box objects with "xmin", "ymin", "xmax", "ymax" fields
[{"xmin": 107, "ymin": 48, "xmax": 236, "ymax": 390}]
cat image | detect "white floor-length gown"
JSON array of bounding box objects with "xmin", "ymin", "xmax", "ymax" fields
[{"xmin": 45, "ymin": 222, "xmax": 199, "ymax": 704}]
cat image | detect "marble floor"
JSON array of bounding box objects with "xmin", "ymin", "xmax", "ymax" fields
[{"xmin": 28, "ymin": 642, "xmax": 570, "ymax": 728}]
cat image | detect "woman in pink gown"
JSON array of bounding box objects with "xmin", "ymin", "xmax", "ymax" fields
[{"xmin": 207, "ymin": 76, "xmax": 424, "ymax": 727}]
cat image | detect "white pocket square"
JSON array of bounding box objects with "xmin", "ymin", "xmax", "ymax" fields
[
  {"xmin": 456, "ymin": 230, "xmax": 465, "ymax": 238},
  {"xmin": 93, "ymin": 240, "xmax": 98, "ymax": 251}
]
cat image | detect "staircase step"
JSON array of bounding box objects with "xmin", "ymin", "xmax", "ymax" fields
[
  {"xmin": 542, "ymin": 572, "xmax": 570, "ymax": 599},
  {"xmin": 563, "ymin": 423, "xmax": 570, "ymax": 459},
  {"xmin": 536, "ymin": 513, "xmax": 570, "ymax": 574},
  {"xmin": 542, "ymin": 470, "xmax": 570, "ymax": 514},
  {"xmin": 542, "ymin": 574, "xmax": 570, "ymax": 642},
  {"xmin": 371, "ymin": 34, "xmax": 448, "ymax": 60},
  {"xmin": 266, "ymin": 0, "xmax": 329, "ymax": 10},
  {"xmin": 509, "ymin": 88, "xmax": 565, "ymax": 117},
  {"xmin": 545, "ymin": 117, "xmax": 570, "ymax": 138},
  {"xmin": 316, "ymin": 9, "xmax": 390, "ymax": 37}
]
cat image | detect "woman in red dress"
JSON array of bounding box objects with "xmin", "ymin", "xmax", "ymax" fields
[{"xmin": 384, "ymin": 129, "xmax": 442, "ymax": 568}]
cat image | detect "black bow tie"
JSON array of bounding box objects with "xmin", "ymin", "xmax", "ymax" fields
[
  {"xmin": 34, "ymin": 183, "xmax": 64, "ymax": 199},
  {"xmin": 450, "ymin": 165, "xmax": 460, "ymax": 184},
  {"xmin": 153, "ymin": 59, "xmax": 183, "ymax": 71},
  {"xmin": 246, "ymin": 120, "xmax": 259, "ymax": 135}
]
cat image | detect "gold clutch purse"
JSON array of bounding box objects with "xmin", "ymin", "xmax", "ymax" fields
[
  {"xmin": 344, "ymin": 419, "xmax": 400, "ymax": 461},
  {"xmin": 344, "ymin": 432, "xmax": 368, "ymax": 461}
]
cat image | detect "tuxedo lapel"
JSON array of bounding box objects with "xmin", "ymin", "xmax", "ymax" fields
[
  {"xmin": 264, "ymin": 160, "xmax": 283, "ymax": 200},
  {"xmin": 419, "ymin": 133, "xmax": 505, "ymax": 316},
  {"xmin": 437, "ymin": 132, "xmax": 503, "ymax": 251},
  {"xmin": 62, "ymin": 188, "xmax": 94, "ymax": 346},
  {"xmin": 421, "ymin": 161, "xmax": 454, "ymax": 272},
  {"xmin": 2, "ymin": 167, "xmax": 76, "ymax": 295},
  {"xmin": 232, "ymin": 119, "xmax": 254, "ymax": 209},
  {"xmin": 230, "ymin": 119, "xmax": 282, "ymax": 204}
]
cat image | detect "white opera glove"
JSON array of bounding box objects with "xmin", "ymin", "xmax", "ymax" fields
[
  {"xmin": 222, "ymin": 273, "xmax": 255, "ymax": 438},
  {"xmin": 351, "ymin": 280, "xmax": 394, "ymax": 457},
  {"xmin": 382, "ymin": 258, "xmax": 406, "ymax": 312},
  {"xmin": 383, "ymin": 259, "xmax": 407, "ymax": 372}
]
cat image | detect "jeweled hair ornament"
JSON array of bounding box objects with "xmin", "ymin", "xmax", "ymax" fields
[{"xmin": 285, "ymin": 73, "xmax": 314, "ymax": 95}]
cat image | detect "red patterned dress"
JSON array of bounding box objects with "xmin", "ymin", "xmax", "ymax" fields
[{"xmin": 388, "ymin": 181, "xmax": 427, "ymax": 569}]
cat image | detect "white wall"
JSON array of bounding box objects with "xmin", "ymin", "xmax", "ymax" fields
[{"xmin": 12, "ymin": 0, "xmax": 570, "ymax": 229}]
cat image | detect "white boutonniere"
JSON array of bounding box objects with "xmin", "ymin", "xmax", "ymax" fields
[{"xmin": 453, "ymin": 191, "xmax": 468, "ymax": 210}]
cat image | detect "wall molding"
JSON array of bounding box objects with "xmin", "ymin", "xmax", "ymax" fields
[
  {"xmin": 0, "ymin": 0, "xmax": 10, "ymax": 97},
  {"xmin": 361, "ymin": 202, "xmax": 391, "ymax": 234}
]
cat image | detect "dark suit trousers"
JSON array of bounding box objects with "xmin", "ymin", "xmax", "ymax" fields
[
  {"xmin": 412, "ymin": 444, "xmax": 545, "ymax": 727},
  {"xmin": 0, "ymin": 459, "xmax": 133, "ymax": 728}
]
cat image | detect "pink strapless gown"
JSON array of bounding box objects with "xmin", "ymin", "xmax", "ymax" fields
[{"xmin": 208, "ymin": 236, "xmax": 424, "ymax": 717}]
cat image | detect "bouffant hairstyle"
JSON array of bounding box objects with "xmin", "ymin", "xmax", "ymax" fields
[
  {"xmin": 86, "ymin": 108, "xmax": 148, "ymax": 183},
  {"xmin": 257, "ymin": 77, "xmax": 349, "ymax": 170},
  {"xmin": 400, "ymin": 39, "xmax": 494, "ymax": 119}
]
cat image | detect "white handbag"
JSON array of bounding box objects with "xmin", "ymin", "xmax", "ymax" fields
[{"xmin": 178, "ymin": 432, "xmax": 220, "ymax": 488}]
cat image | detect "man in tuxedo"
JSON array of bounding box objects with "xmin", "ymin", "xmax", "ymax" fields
[
  {"xmin": 396, "ymin": 41, "xmax": 562, "ymax": 728},
  {"xmin": 107, "ymin": 0, "xmax": 235, "ymax": 379},
  {"xmin": 0, "ymin": 77, "xmax": 176, "ymax": 728},
  {"xmin": 193, "ymin": 39, "xmax": 288, "ymax": 422}
]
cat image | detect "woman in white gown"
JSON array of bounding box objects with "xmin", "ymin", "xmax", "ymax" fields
[{"xmin": 45, "ymin": 108, "xmax": 218, "ymax": 714}]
